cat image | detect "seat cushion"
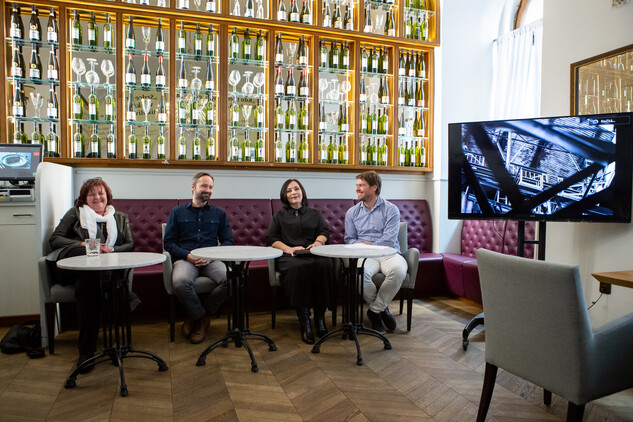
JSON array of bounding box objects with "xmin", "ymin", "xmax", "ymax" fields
[
  {"xmin": 441, "ymin": 253, "xmax": 477, "ymax": 297},
  {"xmin": 49, "ymin": 283, "xmax": 76, "ymax": 303},
  {"xmin": 462, "ymin": 260, "xmax": 482, "ymax": 303}
]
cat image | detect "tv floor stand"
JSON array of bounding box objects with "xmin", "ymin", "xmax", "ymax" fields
[{"xmin": 462, "ymin": 221, "xmax": 546, "ymax": 350}]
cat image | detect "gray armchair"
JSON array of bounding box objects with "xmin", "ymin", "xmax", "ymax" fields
[{"xmin": 475, "ymin": 249, "xmax": 633, "ymax": 422}]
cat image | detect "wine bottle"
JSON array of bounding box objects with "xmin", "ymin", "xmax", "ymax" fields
[
  {"xmin": 399, "ymin": 109, "xmax": 406, "ymax": 136},
  {"xmin": 298, "ymin": 101, "xmax": 308, "ymax": 130},
  {"xmin": 47, "ymin": 84, "xmax": 58, "ymax": 119},
  {"xmin": 204, "ymin": 58, "xmax": 215, "ymax": 91},
  {"xmin": 72, "ymin": 84, "xmax": 83, "ymax": 120},
  {"xmin": 412, "ymin": 109, "xmax": 419, "ymax": 137},
  {"xmin": 318, "ymin": 136, "xmax": 327, "ymax": 163},
  {"xmin": 192, "ymin": 127, "xmax": 201, "ymax": 160},
  {"xmin": 298, "ymin": 70, "xmax": 309, "ymax": 97},
  {"xmin": 242, "ymin": 28, "xmax": 252, "ymax": 60},
  {"xmin": 73, "ymin": 123, "xmax": 84, "ymax": 157},
  {"xmin": 404, "ymin": 141, "xmax": 411, "ymax": 166},
  {"xmin": 46, "ymin": 123, "xmax": 60, "ymax": 157},
  {"xmin": 360, "ymin": 105, "xmax": 368, "ymax": 133},
  {"xmin": 322, "ymin": 2, "xmax": 331, "ymax": 27},
  {"xmin": 47, "ymin": 7, "xmax": 58, "ymax": 43},
  {"xmin": 88, "ymin": 11, "xmax": 98, "ymax": 47},
  {"xmin": 88, "ymin": 85, "xmax": 99, "ymax": 120},
  {"xmin": 245, "ymin": 0, "xmax": 254, "ymax": 18},
  {"xmin": 360, "ymin": 76, "xmax": 367, "ymax": 103},
  {"xmin": 378, "ymin": 138, "xmax": 387, "ymax": 166},
  {"xmin": 141, "ymin": 54, "xmax": 151, "ymax": 87},
  {"xmin": 298, "ymin": 133, "xmax": 308, "ymax": 163},
  {"xmin": 231, "ymin": 96, "xmax": 240, "ymax": 126},
  {"xmin": 194, "ymin": 23, "xmax": 203, "ymax": 57},
  {"xmin": 363, "ymin": 7, "xmax": 372, "ymax": 33},
  {"xmin": 320, "ymin": 41, "xmax": 328, "ymax": 68},
  {"xmin": 107, "ymin": 124, "xmax": 116, "ymax": 158},
  {"xmin": 275, "ymin": 33, "xmax": 284, "ymax": 64},
  {"xmin": 254, "ymin": 98, "xmax": 264, "ymax": 128},
  {"xmin": 155, "ymin": 90, "xmax": 167, "ymax": 124},
  {"xmin": 206, "ymin": 0, "xmax": 217, "ymax": 13},
  {"xmin": 344, "ymin": 5, "xmax": 353, "ymax": 30},
  {"xmin": 206, "ymin": 94, "xmax": 216, "ymax": 126},
  {"xmin": 178, "ymin": 21, "xmax": 187, "ymax": 54},
  {"xmin": 385, "ymin": 9, "xmax": 395, "ymax": 36},
  {"xmin": 71, "ymin": 10, "xmax": 82, "ymax": 44},
  {"xmin": 328, "ymin": 41, "xmax": 338, "ymax": 69},
  {"xmin": 128, "ymin": 126, "xmax": 138, "ymax": 159},
  {"xmin": 328, "ymin": 137, "xmax": 337, "ymax": 164},
  {"xmin": 126, "ymin": 53, "xmax": 136, "ymax": 86},
  {"xmin": 104, "ymin": 13, "xmax": 112, "ymax": 50},
  {"xmin": 206, "ymin": 24, "xmax": 216, "ymax": 57},
  {"xmin": 274, "ymin": 99, "xmax": 284, "ymax": 129},
  {"xmin": 156, "ymin": 55, "xmax": 166, "ymax": 88},
  {"xmin": 339, "ymin": 103, "xmax": 348, "ymax": 132},
  {"xmin": 155, "ymin": 19, "xmax": 165, "ymax": 52},
  {"xmin": 206, "ymin": 129, "xmax": 216, "ymax": 160},
  {"xmin": 298, "ymin": 35, "xmax": 308, "ymax": 66},
  {"xmin": 339, "ymin": 40, "xmax": 349, "ymax": 70},
  {"xmin": 361, "ymin": 46, "xmax": 368, "ymax": 72},
  {"xmin": 370, "ymin": 47, "xmax": 378, "ymax": 73},
  {"xmin": 413, "ymin": 17, "xmax": 421, "ymax": 40},
  {"xmin": 285, "ymin": 68, "xmax": 296, "ymax": 96},
  {"xmin": 407, "ymin": 79, "xmax": 415, "ymax": 106},
  {"xmin": 88, "ymin": 124, "xmax": 100, "ymax": 158},
  {"xmin": 285, "ymin": 98, "xmax": 297, "ymax": 129},
  {"xmin": 178, "ymin": 127, "xmax": 187, "ymax": 159},
  {"xmin": 230, "ymin": 27, "xmax": 239, "ymax": 59},
  {"xmin": 378, "ymin": 47, "xmax": 389, "ymax": 74},
  {"xmin": 286, "ymin": 134, "xmax": 296, "ymax": 163},
  {"xmin": 398, "ymin": 79, "xmax": 405, "ymax": 105},
  {"xmin": 319, "ymin": 103, "xmax": 326, "ymax": 132},
  {"xmin": 126, "ymin": 15, "xmax": 135, "ymax": 49},
  {"xmin": 366, "ymin": 105, "xmax": 373, "ymax": 134},
  {"xmin": 255, "ymin": 29, "xmax": 265, "ymax": 61},
  {"xmin": 289, "ymin": 0, "xmax": 300, "ymax": 22},
  {"xmin": 417, "ymin": 52, "xmax": 426, "ymax": 78},
  {"xmin": 29, "ymin": 6, "xmax": 41, "ymax": 42},
  {"xmin": 190, "ymin": 91, "xmax": 200, "ymax": 126},
  {"xmin": 421, "ymin": 12, "xmax": 429, "ymax": 41},
  {"xmin": 157, "ymin": 126, "xmax": 166, "ymax": 159},
  {"xmin": 301, "ymin": 0, "xmax": 312, "ymax": 25},
  {"xmin": 371, "ymin": 106, "xmax": 377, "ymax": 134},
  {"xmin": 415, "ymin": 80, "xmax": 424, "ymax": 107},
  {"xmin": 12, "ymin": 122, "xmax": 24, "ymax": 144},
  {"xmin": 178, "ymin": 55, "xmax": 187, "ymax": 89},
  {"xmin": 242, "ymin": 130, "xmax": 252, "ymax": 161},
  {"xmin": 12, "ymin": 83, "xmax": 24, "ymax": 117},
  {"xmin": 127, "ymin": 88, "xmax": 136, "ymax": 121},
  {"xmin": 11, "ymin": 47, "xmax": 23, "ymax": 78},
  {"xmin": 275, "ymin": 67, "xmax": 284, "ymax": 96},
  {"xmin": 179, "ymin": 90, "xmax": 188, "ymax": 124},
  {"xmin": 408, "ymin": 52, "xmax": 416, "ymax": 77},
  {"xmin": 398, "ymin": 141, "xmax": 405, "ymax": 166},
  {"xmin": 332, "ymin": 2, "xmax": 342, "ymax": 29},
  {"xmin": 229, "ymin": 129, "xmax": 240, "ymax": 161},
  {"xmin": 338, "ymin": 136, "xmax": 348, "ymax": 164},
  {"xmin": 274, "ymin": 132, "xmax": 283, "ymax": 162},
  {"xmin": 277, "ymin": 0, "xmax": 287, "ymax": 21},
  {"xmin": 254, "ymin": 131, "xmax": 264, "ymax": 162},
  {"xmin": 405, "ymin": 17, "xmax": 412, "ymax": 39},
  {"xmin": 380, "ymin": 76, "xmax": 389, "ymax": 104},
  {"xmin": 10, "ymin": 4, "xmax": 23, "ymax": 39},
  {"xmin": 399, "ymin": 51, "xmax": 406, "ymax": 76},
  {"xmin": 379, "ymin": 109, "xmax": 388, "ymax": 134}
]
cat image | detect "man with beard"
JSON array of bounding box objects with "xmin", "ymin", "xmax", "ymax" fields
[{"xmin": 164, "ymin": 172, "xmax": 234, "ymax": 344}]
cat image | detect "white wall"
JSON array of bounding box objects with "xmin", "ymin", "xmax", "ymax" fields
[{"xmin": 541, "ymin": 0, "xmax": 633, "ymax": 326}]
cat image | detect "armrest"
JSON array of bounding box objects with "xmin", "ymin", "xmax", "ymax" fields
[
  {"xmin": 38, "ymin": 256, "xmax": 54, "ymax": 303},
  {"xmin": 401, "ymin": 247, "xmax": 420, "ymax": 289},
  {"xmin": 163, "ymin": 251, "xmax": 174, "ymax": 295},
  {"xmin": 267, "ymin": 258, "xmax": 281, "ymax": 287}
]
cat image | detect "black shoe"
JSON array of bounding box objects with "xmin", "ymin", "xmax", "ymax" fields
[
  {"xmin": 381, "ymin": 307, "xmax": 397, "ymax": 331},
  {"xmin": 367, "ymin": 309, "xmax": 386, "ymax": 333},
  {"xmin": 77, "ymin": 353, "xmax": 95, "ymax": 374},
  {"xmin": 314, "ymin": 313, "xmax": 328, "ymax": 337},
  {"xmin": 297, "ymin": 308, "xmax": 315, "ymax": 344}
]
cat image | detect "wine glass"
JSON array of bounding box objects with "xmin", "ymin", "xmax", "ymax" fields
[
  {"xmin": 232, "ymin": 0, "xmax": 241, "ymax": 16},
  {"xmin": 157, "ymin": 0, "xmax": 166, "ymax": 6},
  {"xmin": 101, "ymin": 59, "xmax": 115, "ymax": 85},
  {"xmin": 319, "ymin": 78, "xmax": 329, "ymax": 97},
  {"xmin": 339, "ymin": 79, "xmax": 351, "ymax": 102},
  {"xmin": 194, "ymin": 0, "xmax": 202, "ymax": 10},
  {"xmin": 141, "ymin": 98, "xmax": 152, "ymax": 123},
  {"xmin": 191, "ymin": 66, "xmax": 202, "ymax": 91},
  {"xmin": 375, "ymin": 12, "xmax": 385, "ymax": 35},
  {"xmin": 253, "ymin": 72, "xmax": 265, "ymax": 95},
  {"xmin": 142, "ymin": 27, "xmax": 152, "ymax": 51},
  {"xmin": 71, "ymin": 57, "xmax": 86, "ymax": 83},
  {"xmin": 256, "ymin": 0, "xmax": 264, "ymax": 19},
  {"xmin": 85, "ymin": 58, "xmax": 100, "ymax": 85},
  {"xmin": 327, "ymin": 80, "xmax": 339, "ymax": 100},
  {"xmin": 368, "ymin": 82, "xmax": 379, "ymax": 104},
  {"xmin": 242, "ymin": 104, "xmax": 253, "ymax": 127},
  {"xmin": 241, "ymin": 71, "xmax": 254, "ymax": 95},
  {"xmin": 326, "ymin": 111, "xmax": 338, "ymax": 132},
  {"xmin": 229, "ymin": 69, "xmax": 242, "ymax": 94},
  {"xmin": 286, "ymin": 42, "xmax": 298, "ymax": 64},
  {"xmin": 29, "ymin": 92, "xmax": 44, "ymax": 119}
]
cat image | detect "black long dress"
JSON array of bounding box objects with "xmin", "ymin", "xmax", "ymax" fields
[{"xmin": 266, "ymin": 206, "xmax": 334, "ymax": 309}]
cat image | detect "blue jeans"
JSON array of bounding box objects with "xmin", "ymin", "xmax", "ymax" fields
[{"xmin": 172, "ymin": 259, "xmax": 227, "ymax": 320}]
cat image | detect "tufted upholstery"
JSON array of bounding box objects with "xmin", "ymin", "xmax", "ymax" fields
[
  {"xmin": 389, "ymin": 200, "xmax": 432, "ymax": 253},
  {"xmin": 210, "ymin": 199, "xmax": 273, "ymax": 246},
  {"xmin": 460, "ymin": 220, "xmax": 506, "ymax": 258},
  {"xmin": 113, "ymin": 198, "xmax": 177, "ymax": 254}
]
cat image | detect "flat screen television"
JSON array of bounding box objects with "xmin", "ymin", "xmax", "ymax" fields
[
  {"xmin": 448, "ymin": 113, "xmax": 633, "ymax": 222},
  {"xmin": 0, "ymin": 143, "xmax": 43, "ymax": 184}
]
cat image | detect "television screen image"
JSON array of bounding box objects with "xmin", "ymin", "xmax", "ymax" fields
[
  {"xmin": 0, "ymin": 143, "xmax": 43, "ymax": 183},
  {"xmin": 448, "ymin": 113, "xmax": 633, "ymax": 222}
]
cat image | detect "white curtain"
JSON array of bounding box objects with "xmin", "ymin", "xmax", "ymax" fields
[{"xmin": 490, "ymin": 19, "xmax": 543, "ymax": 119}]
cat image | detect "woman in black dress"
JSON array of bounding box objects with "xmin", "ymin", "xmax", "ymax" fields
[{"xmin": 267, "ymin": 179, "xmax": 335, "ymax": 344}]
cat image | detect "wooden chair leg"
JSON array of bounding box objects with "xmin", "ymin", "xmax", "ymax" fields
[
  {"xmin": 566, "ymin": 402, "xmax": 585, "ymax": 422},
  {"xmin": 406, "ymin": 288, "xmax": 413, "ymax": 332},
  {"xmin": 45, "ymin": 302, "xmax": 57, "ymax": 355},
  {"xmin": 270, "ymin": 285, "xmax": 278, "ymax": 329},
  {"xmin": 476, "ymin": 362, "xmax": 498, "ymax": 422},
  {"xmin": 169, "ymin": 295, "xmax": 176, "ymax": 342},
  {"xmin": 544, "ymin": 389, "xmax": 552, "ymax": 406},
  {"xmin": 399, "ymin": 294, "xmax": 404, "ymax": 315}
]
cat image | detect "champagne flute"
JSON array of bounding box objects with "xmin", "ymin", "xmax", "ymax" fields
[
  {"xmin": 101, "ymin": 59, "xmax": 115, "ymax": 86},
  {"xmin": 142, "ymin": 27, "xmax": 152, "ymax": 51},
  {"xmin": 256, "ymin": 0, "xmax": 264, "ymax": 19},
  {"xmin": 242, "ymin": 104, "xmax": 253, "ymax": 127},
  {"xmin": 30, "ymin": 92, "xmax": 44, "ymax": 119},
  {"xmin": 233, "ymin": 0, "xmax": 241, "ymax": 16},
  {"xmin": 286, "ymin": 42, "xmax": 298, "ymax": 65},
  {"xmin": 194, "ymin": 0, "xmax": 202, "ymax": 10}
]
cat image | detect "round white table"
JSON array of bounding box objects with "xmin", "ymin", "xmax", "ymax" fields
[
  {"xmin": 191, "ymin": 246, "xmax": 282, "ymax": 373},
  {"xmin": 57, "ymin": 252, "xmax": 167, "ymax": 397},
  {"xmin": 310, "ymin": 244, "xmax": 397, "ymax": 365}
]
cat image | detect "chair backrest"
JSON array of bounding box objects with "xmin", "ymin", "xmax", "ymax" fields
[
  {"xmin": 113, "ymin": 199, "xmax": 177, "ymax": 253},
  {"xmin": 460, "ymin": 220, "xmax": 506, "ymax": 258},
  {"xmin": 397, "ymin": 221, "xmax": 407, "ymax": 253},
  {"xmin": 476, "ymin": 249, "xmax": 592, "ymax": 401},
  {"xmin": 389, "ymin": 199, "xmax": 432, "ymax": 253},
  {"xmin": 210, "ymin": 199, "xmax": 273, "ymax": 246}
]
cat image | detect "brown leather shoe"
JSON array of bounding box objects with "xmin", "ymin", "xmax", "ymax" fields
[
  {"xmin": 182, "ymin": 319, "xmax": 194, "ymax": 338},
  {"xmin": 190, "ymin": 315, "xmax": 210, "ymax": 344}
]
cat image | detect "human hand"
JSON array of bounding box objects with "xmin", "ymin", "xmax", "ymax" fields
[
  {"xmin": 100, "ymin": 244, "xmax": 114, "ymax": 253},
  {"xmin": 360, "ymin": 241, "xmax": 373, "ymax": 245},
  {"xmin": 187, "ymin": 253, "xmax": 210, "ymax": 266},
  {"xmin": 286, "ymin": 246, "xmax": 306, "ymax": 256}
]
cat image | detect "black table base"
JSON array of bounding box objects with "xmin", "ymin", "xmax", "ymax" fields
[
  {"xmin": 196, "ymin": 261, "xmax": 277, "ymax": 373},
  {"xmin": 311, "ymin": 258, "xmax": 392, "ymax": 365},
  {"xmin": 64, "ymin": 275, "xmax": 168, "ymax": 397}
]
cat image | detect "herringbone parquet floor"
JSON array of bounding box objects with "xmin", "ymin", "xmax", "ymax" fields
[{"xmin": 1, "ymin": 298, "xmax": 631, "ymax": 421}]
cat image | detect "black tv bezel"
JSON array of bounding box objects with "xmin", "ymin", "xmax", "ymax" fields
[
  {"xmin": 0, "ymin": 143, "xmax": 44, "ymax": 183},
  {"xmin": 447, "ymin": 113, "xmax": 633, "ymax": 223}
]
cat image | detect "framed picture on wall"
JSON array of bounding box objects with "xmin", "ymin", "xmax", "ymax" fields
[{"xmin": 570, "ymin": 43, "xmax": 633, "ymax": 115}]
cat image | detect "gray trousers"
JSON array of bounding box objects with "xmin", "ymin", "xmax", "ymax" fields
[
  {"xmin": 172, "ymin": 259, "xmax": 227, "ymax": 320},
  {"xmin": 359, "ymin": 254, "xmax": 407, "ymax": 314}
]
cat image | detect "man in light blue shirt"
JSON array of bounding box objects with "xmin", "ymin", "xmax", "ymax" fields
[{"xmin": 345, "ymin": 171, "xmax": 407, "ymax": 333}]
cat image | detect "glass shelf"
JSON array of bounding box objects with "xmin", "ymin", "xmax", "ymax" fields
[
  {"xmin": 403, "ymin": 7, "xmax": 435, "ymax": 17},
  {"xmin": 361, "ymin": 101, "xmax": 393, "ymax": 108},
  {"xmin": 126, "ymin": 121, "xmax": 169, "ymax": 126},
  {"xmin": 123, "ymin": 47, "xmax": 170, "ymax": 58},
  {"xmin": 176, "ymin": 123, "xmax": 219, "ymax": 129},
  {"xmin": 319, "ymin": 130, "xmax": 354, "ymax": 135},
  {"xmin": 365, "ymin": 0, "xmax": 398, "ymax": 11},
  {"xmin": 69, "ymin": 82, "xmax": 118, "ymax": 90},
  {"xmin": 320, "ymin": 98, "xmax": 354, "ymax": 105},
  {"xmin": 397, "ymin": 134, "xmax": 428, "ymax": 140},
  {"xmin": 5, "ymin": 38, "xmax": 59, "ymax": 48},
  {"xmin": 8, "ymin": 116, "xmax": 59, "ymax": 123},
  {"xmin": 398, "ymin": 75, "xmax": 429, "ymax": 83},
  {"xmin": 175, "ymin": 52, "xmax": 218, "ymax": 62},
  {"xmin": 361, "ymin": 71, "xmax": 392, "ymax": 78},
  {"xmin": 126, "ymin": 84, "xmax": 172, "ymax": 93},
  {"xmin": 275, "ymin": 128, "xmax": 313, "ymax": 133},
  {"xmin": 173, "ymin": 87, "xmax": 217, "ymax": 96},
  {"xmin": 228, "ymin": 58, "xmax": 268, "ymax": 67},
  {"xmin": 69, "ymin": 44, "xmax": 118, "ymax": 54},
  {"xmin": 8, "ymin": 77, "xmax": 59, "ymax": 85},
  {"xmin": 399, "ymin": 105, "xmax": 429, "ymax": 112},
  {"xmin": 274, "ymin": 94, "xmax": 313, "ymax": 102},
  {"xmin": 228, "ymin": 125, "xmax": 269, "ymax": 131},
  {"xmin": 70, "ymin": 118, "xmax": 117, "ymax": 124},
  {"xmin": 275, "ymin": 63, "xmax": 311, "ymax": 72},
  {"xmin": 359, "ymin": 132, "xmax": 393, "ymax": 137},
  {"xmin": 228, "ymin": 91, "xmax": 268, "ymax": 100},
  {"xmin": 318, "ymin": 67, "xmax": 354, "ymax": 76}
]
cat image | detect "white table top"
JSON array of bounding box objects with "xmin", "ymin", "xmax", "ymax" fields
[
  {"xmin": 191, "ymin": 245, "xmax": 282, "ymax": 262},
  {"xmin": 310, "ymin": 244, "xmax": 397, "ymax": 259},
  {"xmin": 56, "ymin": 252, "xmax": 166, "ymax": 271}
]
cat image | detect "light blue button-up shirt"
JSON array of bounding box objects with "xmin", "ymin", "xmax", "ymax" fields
[{"xmin": 344, "ymin": 196, "xmax": 401, "ymax": 250}]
